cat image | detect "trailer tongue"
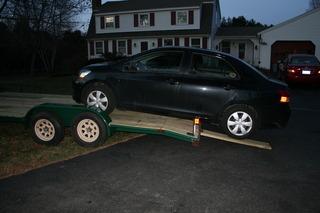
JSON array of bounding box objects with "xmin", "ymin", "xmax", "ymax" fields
[{"xmin": 0, "ymin": 92, "xmax": 271, "ymax": 150}]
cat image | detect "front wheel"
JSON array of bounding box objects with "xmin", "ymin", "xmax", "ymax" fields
[
  {"xmin": 71, "ymin": 111, "xmax": 108, "ymax": 147},
  {"xmin": 82, "ymin": 83, "xmax": 115, "ymax": 114},
  {"xmin": 221, "ymin": 105, "xmax": 257, "ymax": 139}
]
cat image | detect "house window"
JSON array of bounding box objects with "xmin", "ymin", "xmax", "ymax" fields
[
  {"xmin": 191, "ymin": 38, "xmax": 201, "ymax": 48},
  {"xmin": 221, "ymin": 42, "xmax": 231, "ymax": 53},
  {"xmin": 118, "ymin": 41, "xmax": 126, "ymax": 54},
  {"xmin": 105, "ymin": 16, "xmax": 114, "ymax": 28},
  {"xmin": 164, "ymin": 39, "xmax": 173, "ymax": 46},
  {"xmin": 95, "ymin": 41, "xmax": 103, "ymax": 54},
  {"xmin": 177, "ymin": 11, "xmax": 188, "ymax": 24},
  {"xmin": 140, "ymin": 14, "xmax": 149, "ymax": 26}
]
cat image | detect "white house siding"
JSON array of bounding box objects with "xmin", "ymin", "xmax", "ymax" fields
[
  {"xmin": 259, "ymin": 8, "xmax": 320, "ymax": 69},
  {"xmin": 95, "ymin": 9, "xmax": 201, "ymax": 34},
  {"xmin": 214, "ymin": 37, "xmax": 260, "ymax": 67}
]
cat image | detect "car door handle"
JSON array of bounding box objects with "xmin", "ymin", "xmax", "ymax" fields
[
  {"xmin": 166, "ymin": 79, "xmax": 179, "ymax": 84},
  {"xmin": 223, "ymin": 85, "xmax": 235, "ymax": 90}
]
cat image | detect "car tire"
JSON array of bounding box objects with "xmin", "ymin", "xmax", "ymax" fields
[
  {"xmin": 221, "ymin": 105, "xmax": 257, "ymax": 139},
  {"xmin": 82, "ymin": 83, "xmax": 116, "ymax": 114},
  {"xmin": 71, "ymin": 111, "xmax": 108, "ymax": 147},
  {"xmin": 29, "ymin": 111, "xmax": 65, "ymax": 146}
]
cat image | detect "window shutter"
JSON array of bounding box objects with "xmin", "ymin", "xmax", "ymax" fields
[
  {"xmin": 90, "ymin": 42, "xmax": 94, "ymax": 55},
  {"xmin": 171, "ymin": 11, "xmax": 176, "ymax": 25},
  {"xmin": 100, "ymin": 17, "xmax": 105, "ymax": 29},
  {"xmin": 112, "ymin": 40, "xmax": 117, "ymax": 53},
  {"xmin": 158, "ymin": 38, "xmax": 162, "ymax": 47},
  {"xmin": 104, "ymin": 41, "xmax": 108, "ymax": 53},
  {"xmin": 128, "ymin": 39, "xmax": 132, "ymax": 55},
  {"xmin": 202, "ymin": 37, "xmax": 207, "ymax": 49},
  {"xmin": 189, "ymin": 11, "xmax": 194, "ymax": 25},
  {"xmin": 184, "ymin": 38, "xmax": 189, "ymax": 47},
  {"xmin": 115, "ymin": 16, "xmax": 120, "ymax": 28},
  {"xmin": 175, "ymin": 38, "xmax": 179, "ymax": 46},
  {"xmin": 150, "ymin": 13, "xmax": 155, "ymax": 26},
  {"xmin": 134, "ymin": 14, "xmax": 138, "ymax": 27}
]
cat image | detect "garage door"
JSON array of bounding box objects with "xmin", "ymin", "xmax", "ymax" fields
[{"xmin": 271, "ymin": 41, "xmax": 315, "ymax": 71}]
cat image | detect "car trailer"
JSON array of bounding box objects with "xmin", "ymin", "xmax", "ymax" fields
[{"xmin": 0, "ymin": 92, "xmax": 271, "ymax": 150}]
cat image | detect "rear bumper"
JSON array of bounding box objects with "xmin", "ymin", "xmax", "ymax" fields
[
  {"xmin": 286, "ymin": 74, "xmax": 320, "ymax": 83},
  {"xmin": 259, "ymin": 104, "xmax": 291, "ymax": 128}
]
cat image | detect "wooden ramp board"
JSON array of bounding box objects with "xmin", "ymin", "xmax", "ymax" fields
[
  {"xmin": 0, "ymin": 92, "xmax": 76, "ymax": 117},
  {"xmin": 201, "ymin": 130, "xmax": 272, "ymax": 150},
  {"xmin": 110, "ymin": 109, "xmax": 195, "ymax": 136}
]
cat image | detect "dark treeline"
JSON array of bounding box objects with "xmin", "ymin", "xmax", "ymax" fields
[
  {"xmin": 0, "ymin": 23, "xmax": 87, "ymax": 75},
  {"xmin": 221, "ymin": 16, "xmax": 273, "ymax": 27}
]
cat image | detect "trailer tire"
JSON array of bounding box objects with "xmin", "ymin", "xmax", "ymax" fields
[
  {"xmin": 71, "ymin": 111, "xmax": 108, "ymax": 147},
  {"xmin": 30, "ymin": 111, "xmax": 65, "ymax": 146}
]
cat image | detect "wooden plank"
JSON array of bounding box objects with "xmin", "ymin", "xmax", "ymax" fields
[{"xmin": 201, "ymin": 130, "xmax": 272, "ymax": 150}]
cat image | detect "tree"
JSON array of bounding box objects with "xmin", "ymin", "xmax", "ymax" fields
[
  {"xmin": 1, "ymin": 0, "xmax": 90, "ymax": 75},
  {"xmin": 221, "ymin": 16, "xmax": 271, "ymax": 27},
  {"xmin": 308, "ymin": 0, "xmax": 320, "ymax": 10}
]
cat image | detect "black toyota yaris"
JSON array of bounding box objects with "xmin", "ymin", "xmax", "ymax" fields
[{"xmin": 73, "ymin": 47, "xmax": 290, "ymax": 139}]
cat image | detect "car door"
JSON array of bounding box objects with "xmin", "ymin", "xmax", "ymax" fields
[
  {"xmin": 179, "ymin": 52, "xmax": 241, "ymax": 119},
  {"xmin": 118, "ymin": 50, "xmax": 184, "ymax": 112}
]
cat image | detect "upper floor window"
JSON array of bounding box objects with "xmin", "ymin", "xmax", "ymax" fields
[
  {"xmin": 171, "ymin": 10, "xmax": 193, "ymax": 25},
  {"xmin": 134, "ymin": 13, "xmax": 154, "ymax": 27},
  {"xmin": 177, "ymin": 11, "xmax": 188, "ymax": 25},
  {"xmin": 100, "ymin": 15, "xmax": 119, "ymax": 29},
  {"xmin": 105, "ymin": 16, "xmax": 114, "ymax": 28},
  {"xmin": 139, "ymin": 14, "xmax": 149, "ymax": 26}
]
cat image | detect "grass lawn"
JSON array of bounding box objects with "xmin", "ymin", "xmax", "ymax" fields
[{"xmin": 0, "ymin": 72, "xmax": 142, "ymax": 179}]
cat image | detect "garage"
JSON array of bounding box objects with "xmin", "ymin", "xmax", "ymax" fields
[{"xmin": 271, "ymin": 41, "xmax": 315, "ymax": 65}]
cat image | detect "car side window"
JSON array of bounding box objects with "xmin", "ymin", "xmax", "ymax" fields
[
  {"xmin": 190, "ymin": 53, "xmax": 240, "ymax": 79},
  {"xmin": 130, "ymin": 51, "xmax": 183, "ymax": 73}
]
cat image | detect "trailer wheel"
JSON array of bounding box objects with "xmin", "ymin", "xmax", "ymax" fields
[
  {"xmin": 221, "ymin": 105, "xmax": 256, "ymax": 139},
  {"xmin": 71, "ymin": 111, "xmax": 108, "ymax": 147},
  {"xmin": 30, "ymin": 111, "xmax": 65, "ymax": 146}
]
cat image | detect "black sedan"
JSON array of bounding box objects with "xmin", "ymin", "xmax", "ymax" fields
[{"xmin": 72, "ymin": 47, "xmax": 290, "ymax": 139}]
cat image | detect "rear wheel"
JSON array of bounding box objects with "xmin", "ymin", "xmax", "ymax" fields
[
  {"xmin": 82, "ymin": 83, "xmax": 116, "ymax": 114},
  {"xmin": 221, "ymin": 105, "xmax": 257, "ymax": 139},
  {"xmin": 71, "ymin": 111, "xmax": 108, "ymax": 147},
  {"xmin": 29, "ymin": 111, "xmax": 65, "ymax": 146}
]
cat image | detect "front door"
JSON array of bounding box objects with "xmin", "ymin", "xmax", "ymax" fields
[{"xmin": 141, "ymin": 42, "xmax": 148, "ymax": 52}]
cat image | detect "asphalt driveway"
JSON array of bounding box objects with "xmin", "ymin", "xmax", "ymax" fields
[{"xmin": 1, "ymin": 80, "xmax": 320, "ymax": 212}]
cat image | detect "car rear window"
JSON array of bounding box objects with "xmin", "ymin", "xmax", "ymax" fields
[
  {"xmin": 190, "ymin": 53, "xmax": 240, "ymax": 79},
  {"xmin": 130, "ymin": 51, "xmax": 184, "ymax": 73},
  {"xmin": 291, "ymin": 56, "xmax": 320, "ymax": 64}
]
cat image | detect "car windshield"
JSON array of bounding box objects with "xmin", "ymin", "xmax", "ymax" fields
[{"xmin": 290, "ymin": 56, "xmax": 320, "ymax": 65}]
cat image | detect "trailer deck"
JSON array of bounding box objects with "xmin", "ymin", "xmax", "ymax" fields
[{"xmin": 0, "ymin": 92, "xmax": 271, "ymax": 149}]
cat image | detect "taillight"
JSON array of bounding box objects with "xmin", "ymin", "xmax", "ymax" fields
[
  {"xmin": 287, "ymin": 69, "xmax": 295, "ymax": 73},
  {"xmin": 279, "ymin": 89, "xmax": 290, "ymax": 103}
]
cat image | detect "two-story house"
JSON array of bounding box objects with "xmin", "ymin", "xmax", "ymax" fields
[{"xmin": 87, "ymin": 0, "xmax": 221, "ymax": 59}]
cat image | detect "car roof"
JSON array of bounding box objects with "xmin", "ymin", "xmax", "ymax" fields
[{"xmin": 289, "ymin": 54, "xmax": 317, "ymax": 58}]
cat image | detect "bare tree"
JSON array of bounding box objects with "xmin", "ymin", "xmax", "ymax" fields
[
  {"xmin": 0, "ymin": 0, "xmax": 8, "ymax": 15},
  {"xmin": 308, "ymin": 0, "xmax": 320, "ymax": 10},
  {"xmin": 2, "ymin": 0, "xmax": 90, "ymax": 74}
]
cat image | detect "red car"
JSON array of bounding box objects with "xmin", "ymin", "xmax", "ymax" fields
[{"xmin": 278, "ymin": 54, "xmax": 320, "ymax": 83}]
